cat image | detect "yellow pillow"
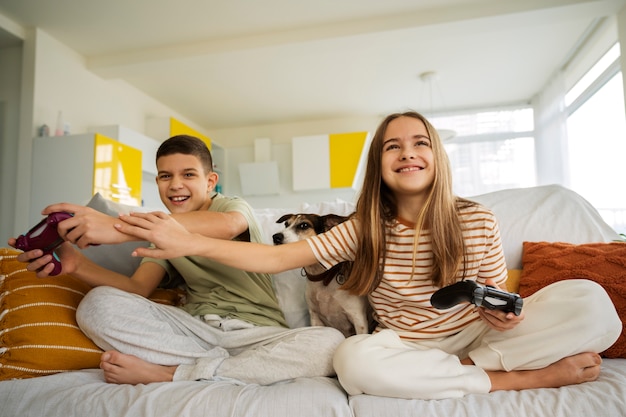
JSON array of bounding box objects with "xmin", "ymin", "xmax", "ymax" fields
[
  {"xmin": 0, "ymin": 248, "xmax": 188, "ymax": 380},
  {"xmin": 0, "ymin": 248, "xmax": 102, "ymax": 380},
  {"xmin": 506, "ymin": 269, "xmax": 522, "ymax": 293}
]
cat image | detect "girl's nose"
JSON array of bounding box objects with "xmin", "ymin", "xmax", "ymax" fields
[{"xmin": 400, "ymin": 148, "xmax": 416, "ymax": 160}]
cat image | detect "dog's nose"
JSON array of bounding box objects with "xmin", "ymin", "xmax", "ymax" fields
[{"xmin": 272, "ymin": 233, "xmax": 284, "ymax": 245}]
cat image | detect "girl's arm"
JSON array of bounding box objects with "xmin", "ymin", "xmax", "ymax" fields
[
  {"xmin": 115, "ymin": 211, "xmax": 318, "ymax": 274},
  {"xmin": 170, "ymin": 210, "xmax": 249, "ymax": 240}
]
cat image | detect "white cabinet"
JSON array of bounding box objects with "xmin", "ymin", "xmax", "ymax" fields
[{"xmin": 29, "ymin": 134, "xmax": 142, "ymax": 225}]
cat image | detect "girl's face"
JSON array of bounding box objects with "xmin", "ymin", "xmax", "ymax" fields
[
  {"xmin": 380, "ymin": 116, "xmax": 435, "ymax": 199},
  {"xmin": 155, "ymin": 153, "xmax": 217, "ymax": 214}
]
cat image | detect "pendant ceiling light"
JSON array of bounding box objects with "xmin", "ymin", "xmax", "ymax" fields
[{"xmin": 419, "ymin": 71, "xmax": 456, "ymax": 142}]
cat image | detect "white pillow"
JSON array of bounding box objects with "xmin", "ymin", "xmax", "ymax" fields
[
  {"xmin": 470, "ymin": 184, "xmax": 619, "ymax": 269},
  {"xmin": 299, "ymin": 198, "xmax": 356, "ymax": 216},
  {"xmin": 253, "ymin": 207, "xmax": 310, "ymax": 329},
  {"xmin": 80, "ymin": 193, "xmax": 152, "ymax": 276}
]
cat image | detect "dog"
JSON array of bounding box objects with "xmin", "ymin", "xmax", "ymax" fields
[{"xmin": 272, "ymin": 213, "xmax": 371, "ymax": 337}]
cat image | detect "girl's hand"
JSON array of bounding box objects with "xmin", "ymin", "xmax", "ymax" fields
[
  {"xmin": 115, "ymin": 212, "xmax": 201, "ymax": 259},
  {"xmin": 477, "ymin": 279, "xmax": 525, "ymax": 331}
]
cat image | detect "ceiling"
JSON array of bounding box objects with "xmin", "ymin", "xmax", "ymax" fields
[{"xmin": 0, "ymin": 0, "xmax": 623, "ymax": 130}]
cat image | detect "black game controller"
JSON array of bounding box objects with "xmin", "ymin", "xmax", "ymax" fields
[
  {"xmin": 14, "ymin": 212, "xmax": 73, "ymax": 276},
  {"xmin": 430, "ymin": 280, "xmax": 523, "ymax": 316}
]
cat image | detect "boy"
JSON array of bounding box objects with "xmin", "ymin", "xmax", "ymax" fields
[{"xmin": 10, "ymin": 135, "xmax": 344, "ymax": 385}]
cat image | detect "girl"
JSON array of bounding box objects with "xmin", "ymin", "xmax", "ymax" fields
[{"xmin": 116, "ymin": 111, "xmax": 621, "ymax": 399}]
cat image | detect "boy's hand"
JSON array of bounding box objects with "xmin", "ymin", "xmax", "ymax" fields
[
  {"xmin": 477, "ymin": 279, "xmax": 525, "ymax": 331},
  {"xmin": 43, "ymin": 203, "xmax": 135, "ymax": 248},
  {"xmin": 115, "ymin": 211, "xmax": 200, "ymax": 259},
  {"xmin": 7, "ymin": 239, "xmax": 80, "ymax": 277}
]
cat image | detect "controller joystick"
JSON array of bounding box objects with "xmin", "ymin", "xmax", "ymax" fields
[
  {"xmin": 430, "ymin": 280, "xmax": 523, "ymax": 316},
  {"xmin": 15, "ymin": 212, "xmax": 73, "ymax": 276}
]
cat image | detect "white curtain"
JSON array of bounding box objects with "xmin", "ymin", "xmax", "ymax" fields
[{"xmin": 532, "ymin": 71, "xmax": 570, "ymax": 187}]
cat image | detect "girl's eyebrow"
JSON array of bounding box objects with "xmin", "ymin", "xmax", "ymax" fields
[{"xmin": 383, "ymin": 134, "xmax": 430, "ymax": 145}]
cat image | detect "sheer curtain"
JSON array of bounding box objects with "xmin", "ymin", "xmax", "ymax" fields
[{"xmin": 532, "ymin": 70, "xmax": 570, "ymax": 187}]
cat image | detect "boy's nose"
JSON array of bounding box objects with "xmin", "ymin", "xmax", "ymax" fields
[{"xmin": 170, "ymin": 178, "xmax": 184, "ymax": 188}]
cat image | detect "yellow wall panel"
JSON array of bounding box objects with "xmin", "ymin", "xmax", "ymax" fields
[
  {"xmin": 169, "ymin": 117, "xmax": 212, "ymax": 149},
  {"xmin": 329, "ymin": 132, "xmax": 368, "ymax": 188}
]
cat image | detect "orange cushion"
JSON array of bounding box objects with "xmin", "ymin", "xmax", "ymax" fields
[{"xmin": 518, "ymin": 241, "xmax": 626, "ymax": 358}]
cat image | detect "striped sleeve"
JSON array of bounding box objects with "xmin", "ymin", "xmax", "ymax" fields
[{"xmin": 306, "ymin": 219, "xmax": 359, "ymax": 269}]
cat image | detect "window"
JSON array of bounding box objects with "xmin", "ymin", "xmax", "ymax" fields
[
  {"xmin": 566, "ymin": 43, "xmax": 626, "ymax": 234},
  {"xmin": 431, "ymin": 109, "xmax": 536, "ymax": 197}
]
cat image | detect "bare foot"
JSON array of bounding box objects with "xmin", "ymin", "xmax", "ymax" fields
[
  {"xmin": 100, "ymin": 351, "xmax": 177, "ymax": 384},
  {"xmin": 488, "ymin": 352, "xmax": 602, "ymax": 392}
]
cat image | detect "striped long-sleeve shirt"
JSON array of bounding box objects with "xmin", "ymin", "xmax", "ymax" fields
[{"xmin": 306, "ymin": 203, "xmax": 508, "ymax": 341}]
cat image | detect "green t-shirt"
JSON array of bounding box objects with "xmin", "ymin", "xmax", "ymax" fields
[{"xmin": 143, "ymin": 194, "xmax": 287, "ymax": 328}]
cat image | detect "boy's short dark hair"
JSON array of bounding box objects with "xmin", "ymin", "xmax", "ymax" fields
[{"xmin": 156, "ymin": 135, "xmax": 213, "ymax": 173}]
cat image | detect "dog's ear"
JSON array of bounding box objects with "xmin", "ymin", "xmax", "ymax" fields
[
  {"xmin": 276, "ymin": 214, "xmax": 294, "ymax": 224},
  {"xmin": 321, "ymin": 214, "xmax": 348, "ymax": 231}
]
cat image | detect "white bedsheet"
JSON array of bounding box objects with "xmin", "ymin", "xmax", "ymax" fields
[
  {"xmin": 350, "ymin": 358, "xmax": 626, "ymax": 417},
  {"xmin": 0, "ymin": 371, "xmax": 350, "ymax": 417},
  {"xmin": 1, "ymin": 359, "xmax": 625, "ymax": 417}
]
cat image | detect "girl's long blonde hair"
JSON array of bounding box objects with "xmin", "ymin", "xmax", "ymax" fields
[{"xmin": 342, "ymin": 111, "xmax": 472, "ymax": 296}]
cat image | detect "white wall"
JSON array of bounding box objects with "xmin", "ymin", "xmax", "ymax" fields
[
  {"xmin": 0, "ymin": 45, "xmax": 22, "ymax": 242},
  {"xmin": 224, "ymin": 143, "xmax": 361, "ymax": 210},
  {"xmin": 209, "ymin": 115, "xmax": 382, "ymax": 148},
  {"xmin": 209, "ymin": 115, "xmax": 384, "ymax": 210}
]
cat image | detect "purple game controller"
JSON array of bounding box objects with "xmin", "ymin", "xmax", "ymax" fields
[{"xmin": 15, "ymin": 212, "xmax": 73, "ymax": 276}]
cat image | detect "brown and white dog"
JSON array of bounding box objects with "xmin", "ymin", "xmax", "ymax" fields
[{"xmin": 272, "ymin": 213, "xmax": 371, "ymax": 337}]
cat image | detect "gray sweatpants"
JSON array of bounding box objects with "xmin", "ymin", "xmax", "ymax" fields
[{"xmin": 76, "ymin": 286, "xmax": 345, "ymax": 385}]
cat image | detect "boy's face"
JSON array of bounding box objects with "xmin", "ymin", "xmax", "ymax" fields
[{"xmin": 155, "ymin": 153, "xmax": 217, "ymax": 214}]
